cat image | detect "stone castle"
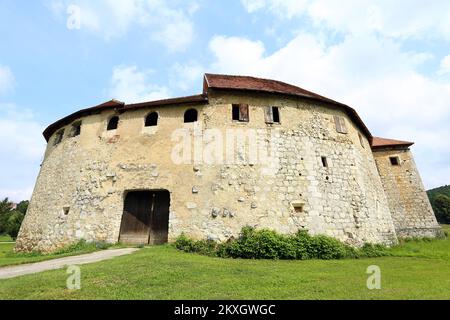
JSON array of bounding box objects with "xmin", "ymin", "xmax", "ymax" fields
[{"xmin": 16, "ymin": 74, "xmax": 441, "ymax": 252}]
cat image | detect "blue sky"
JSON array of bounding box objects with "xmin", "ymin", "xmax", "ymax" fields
[{"xmin": 1, "ymin": 0, "xmax": 450, "ymax": 201}]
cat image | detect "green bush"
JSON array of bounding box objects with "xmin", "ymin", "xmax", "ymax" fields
[
  {"xmin": 53, "ymin": 240, "xmax": 112, "ymax": 255},
  {"xmin": 218, "ymin": 227, "xmax": 297, "ymax": 260},
  {"xmin": 175, "ymin": 227, "xmax": 390, "ymax": 260},
  {"xmin": 175, "ymin": 234, "xmax": 217, "ymax": 256}
]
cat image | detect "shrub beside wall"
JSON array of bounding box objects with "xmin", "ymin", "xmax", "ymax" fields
[{"xmin": 175, "ymin": 227, "xmax": 390, "ymax": 260}]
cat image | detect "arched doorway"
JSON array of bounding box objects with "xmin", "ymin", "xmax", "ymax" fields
[{"xmin": 119, "ymin": 190, "xmax": 170, "ymax": 245}]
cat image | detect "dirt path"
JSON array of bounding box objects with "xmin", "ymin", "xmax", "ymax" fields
[{"xmin": 0, "ymin": 248, "xmax": 139, "ymax": 279}]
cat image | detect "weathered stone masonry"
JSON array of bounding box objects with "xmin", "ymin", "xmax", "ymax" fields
[{"xmin": 15, "ymin": 74, "xmax": 441, "ymax": 252}]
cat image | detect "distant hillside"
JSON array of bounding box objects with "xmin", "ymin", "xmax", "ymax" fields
[
  {"xmin": 427, "ymin": 185, "xmax": 450, "ymax": 224},
  {"xmin": 427, "ymin": 185, "xmax": 450, "ymax": 202}
]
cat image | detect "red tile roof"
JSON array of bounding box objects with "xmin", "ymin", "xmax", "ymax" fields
[
  {"xmin": 204, "ymin": 73, "xmax": 372, "ymax": 140},
  {"xmin": 204, "ymin": 73, "xmax": 342, "ymax": 105},
  {"xmin": 43, "ymin": 74, "xmax": 410, "ymax": 148},
  {"xmin": 42, "ymin": 96, "xmax": 206, "ymax": 141},
  {"xmin": 371, "ymin": 137, "xmax": 414, "ymax": 149}
]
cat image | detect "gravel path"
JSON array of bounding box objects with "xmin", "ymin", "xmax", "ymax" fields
[{"xmin": 0, "ymin": 248, "xmax": 139, "ymax": 279}]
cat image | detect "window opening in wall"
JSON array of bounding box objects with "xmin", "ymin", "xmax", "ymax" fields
[
  {"xmin": 53, "ymin": 130, "xmax": 64, "ymax": 146},
  {"xmin": 70, "ymin": 121, "xmax": 81, "ymax": 137},
  {"xmin": 145, "ymin": 112, "xmax": 158, "ymax": 127},
  {"xmin": 390, "ymin": 156, "xmax": 400, "ymax": 166},
  {"xmin": 321, "ymin": 156, "xmax": 328, "ymax": 168},
  {"xmin": 184, "ymin": 109, "xmax": 198, "ymax": 123},
  {"xmin": 63, "ymin": 207, "xmax": 70, "ymax": 216},
  {"xmin": 358, "ymin": 132, "xmax": 364, "ymax": 148},
  {"xmin": 107, "ymin": 116, "xmax": 119, "ymax": 131},
  {"xmin": 264, "ymin": 106, "xmax": 280, "ymax": 124},
  {"xmin": 232, "ymin": 104, "xmax": 249, "ymax": 122},
  {"xmin": 334, "ymin": 115, "xmax": 348, "ymax": 134},
  {"xmin": 291, "ymin": 202, "xmax": 305, "ymax": 214}
]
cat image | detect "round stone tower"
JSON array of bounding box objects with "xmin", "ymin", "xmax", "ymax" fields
[{"xmin": 16, "ymin": 74, "xmax": 402, "ymax": 253}]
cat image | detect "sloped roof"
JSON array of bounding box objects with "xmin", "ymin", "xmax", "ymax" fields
[
  {"xmin": 371, "ymin": 137, "xmax": 414, "ymax": 150},
  {"xmin": 204, "ymin": 73, "xmax": 342, "ymax": 105},
  {"xmin": 42, "ymin": 74, "xmax": 411, "ymax": 147},
  {"xmin": 42, "ymin": 95, "xmax": 206, "ymax": 141},
  {"xmin": 204, "ymin": 73, "xmax": 372, "ymax": 140}
]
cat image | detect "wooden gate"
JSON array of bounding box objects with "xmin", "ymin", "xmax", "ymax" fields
[{"xmin": 119, "ymin": 190, "xmax": 170, "ymax": 245}]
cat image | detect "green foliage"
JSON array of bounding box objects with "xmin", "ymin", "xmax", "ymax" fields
[
  {"xmin": 53, "ymin": 240, "xmax": 112, "ymax": 255},
  {"xmin": 427, "ymin": 185, "xmax": 450, "ymax": 223},
  {"xmin": 0, "ymin": 198, "xmax": 27, "ymax": 238},
  {"xmin": 175, "ymin": 234, "xmax": 217, "ymax": 256},
  {"xmin": 432, "ymin": 194, "xmax": 450, "ymax": 224},
  {"xmin": 0, "ymin": 198, "xmax": 13, "ymax": 235},
  {"xmin": 3, "ymin": 211, "xmax": 24, "ymax": 239},
  {"xmin": 175, "ymin": 227, "xmax": 389, "ymax": 260},
  {"xmin": 16, "ymin": 201, "xmax": 29, "ymax": 214}
]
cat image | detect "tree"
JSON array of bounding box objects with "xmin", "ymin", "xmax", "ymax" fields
[
  {"xmin": 0, "ymin": 198, "xmax": 27, "ymax": 238},
  {"xmin": 16, "ymin": 200, "xmax": 29, "ymax": 214},
  {"xmin": 4, "ymin": 210, "xmax": 25, "ymax": 239},
  {"xmin": 0, "ymin": 198, "xmax": 13, "ymax": 235},
  {"xmin": 432, "ymin": 194, "xmax": 450, "ymax": 224}
]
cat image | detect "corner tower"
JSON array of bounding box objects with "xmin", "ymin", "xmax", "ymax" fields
[{"xmin": 372, "ymin": 137, "xmax": 441, "ymax": 238}]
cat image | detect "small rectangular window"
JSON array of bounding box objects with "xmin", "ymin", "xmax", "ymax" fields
[
  {"xmin": 232, "ymin": 104, "xmax": 249, "ymax": 122},
  {"xmin": 390, "ymin": 156, "xmax": 400, "ymax": 166},
  {"xmin": 334, "ymin": 115, "xmax": 348, "ymax": 134},
  {"xmin": 265, "ymin": 106, "xmax": 280, "ymax": 124},
  {"xmin": 321, "ymin": 156, "xmax": 328, "ymax": 168}
]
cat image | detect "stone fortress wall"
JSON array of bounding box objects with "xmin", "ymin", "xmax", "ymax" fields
[
  {"xmin": 373, "ymin": 148, "xmax": 440, "ymax": 237},
  {"xmin": 15, "ymin": 75, "xmax": 440, "ymax": 253}
]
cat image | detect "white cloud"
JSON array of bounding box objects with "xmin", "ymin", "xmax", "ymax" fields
[
  {"xmin": 438, "ymin": 55, "xmax": 450, "ymax": 76},
  {"xmin": 50, "ymin": 0, "xmax": 197, "ymax": 51},
  {"xmin": 0, "ymin": 65, "xmax": 15, "ymax": 95},
  {"xmin": 108, "ymin": 65, "xmax": 170, "ymax": 103},
  {"xmin": 0, "ymin": 103, "xmax": 46, "ymax": 202},
  {"xmin": 207, "ymin": 33, "xmax": 450, "ymax": 189},
  {"xmin": 169, "ymin": 62, "xmax": 204, "ymax": 91},
  {"xmin": 241, "ymin": 0, "xmax": 450, "ymax": 39}
]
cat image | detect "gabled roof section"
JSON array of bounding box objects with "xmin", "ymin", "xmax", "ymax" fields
[
  {"xmin": 371, "ymin": 137, "xmax": 414, "ymax": 150},
  {"xmin": 43, "ymin": 73, "xmax": 378, "ymax": 142},
  {"xmin": 204, "ymin": 73, "xmax": 342, "ymax": 105},
  {"xmin": 203, "ymin": 73, "xmax": 373, "ymax": 141}
]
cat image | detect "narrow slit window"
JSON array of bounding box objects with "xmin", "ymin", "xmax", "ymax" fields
[
  {"xmin": 53, "ymin": 130, "xmax": 64, "ymax": 146},
  {"xmin": 70, "ymin": 121, "xmax": 81, "ymax": 137},
  {"xmin": 321, "ymin": 156, "xmax": 328, "ymax": 168},
  {"xmin": 265, "ymin": 106, "xmax": 280, "ymax": 124},
  {"xmin": 107, "ymin": 116, "xmax": 119, "ymax": 131},
  {"xmin": 390, "ymin": 156, "xmax": 400, "ymax": 166},
  {"xmin": 232, "ymin": 104, "xmax": 249, "ymax": 122},
  {"xmin": 184, "ymin": 109, "xmax": 198, "ymax": 123},
  {"xmin": 145, "ymin": 112, "xmax": 158, "ymax": 127}
]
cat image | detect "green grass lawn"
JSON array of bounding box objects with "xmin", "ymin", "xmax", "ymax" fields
[
  {"xmin": 0, "ymin": 225, "xmax": 449, "ymax": 300},
  {"xmin": 0, "ymin": 235, "xmax": 12, "ymax": 242},
  {"xmin": 0, "ymin": 241, "xmax": 127, "ymax": 268}
]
